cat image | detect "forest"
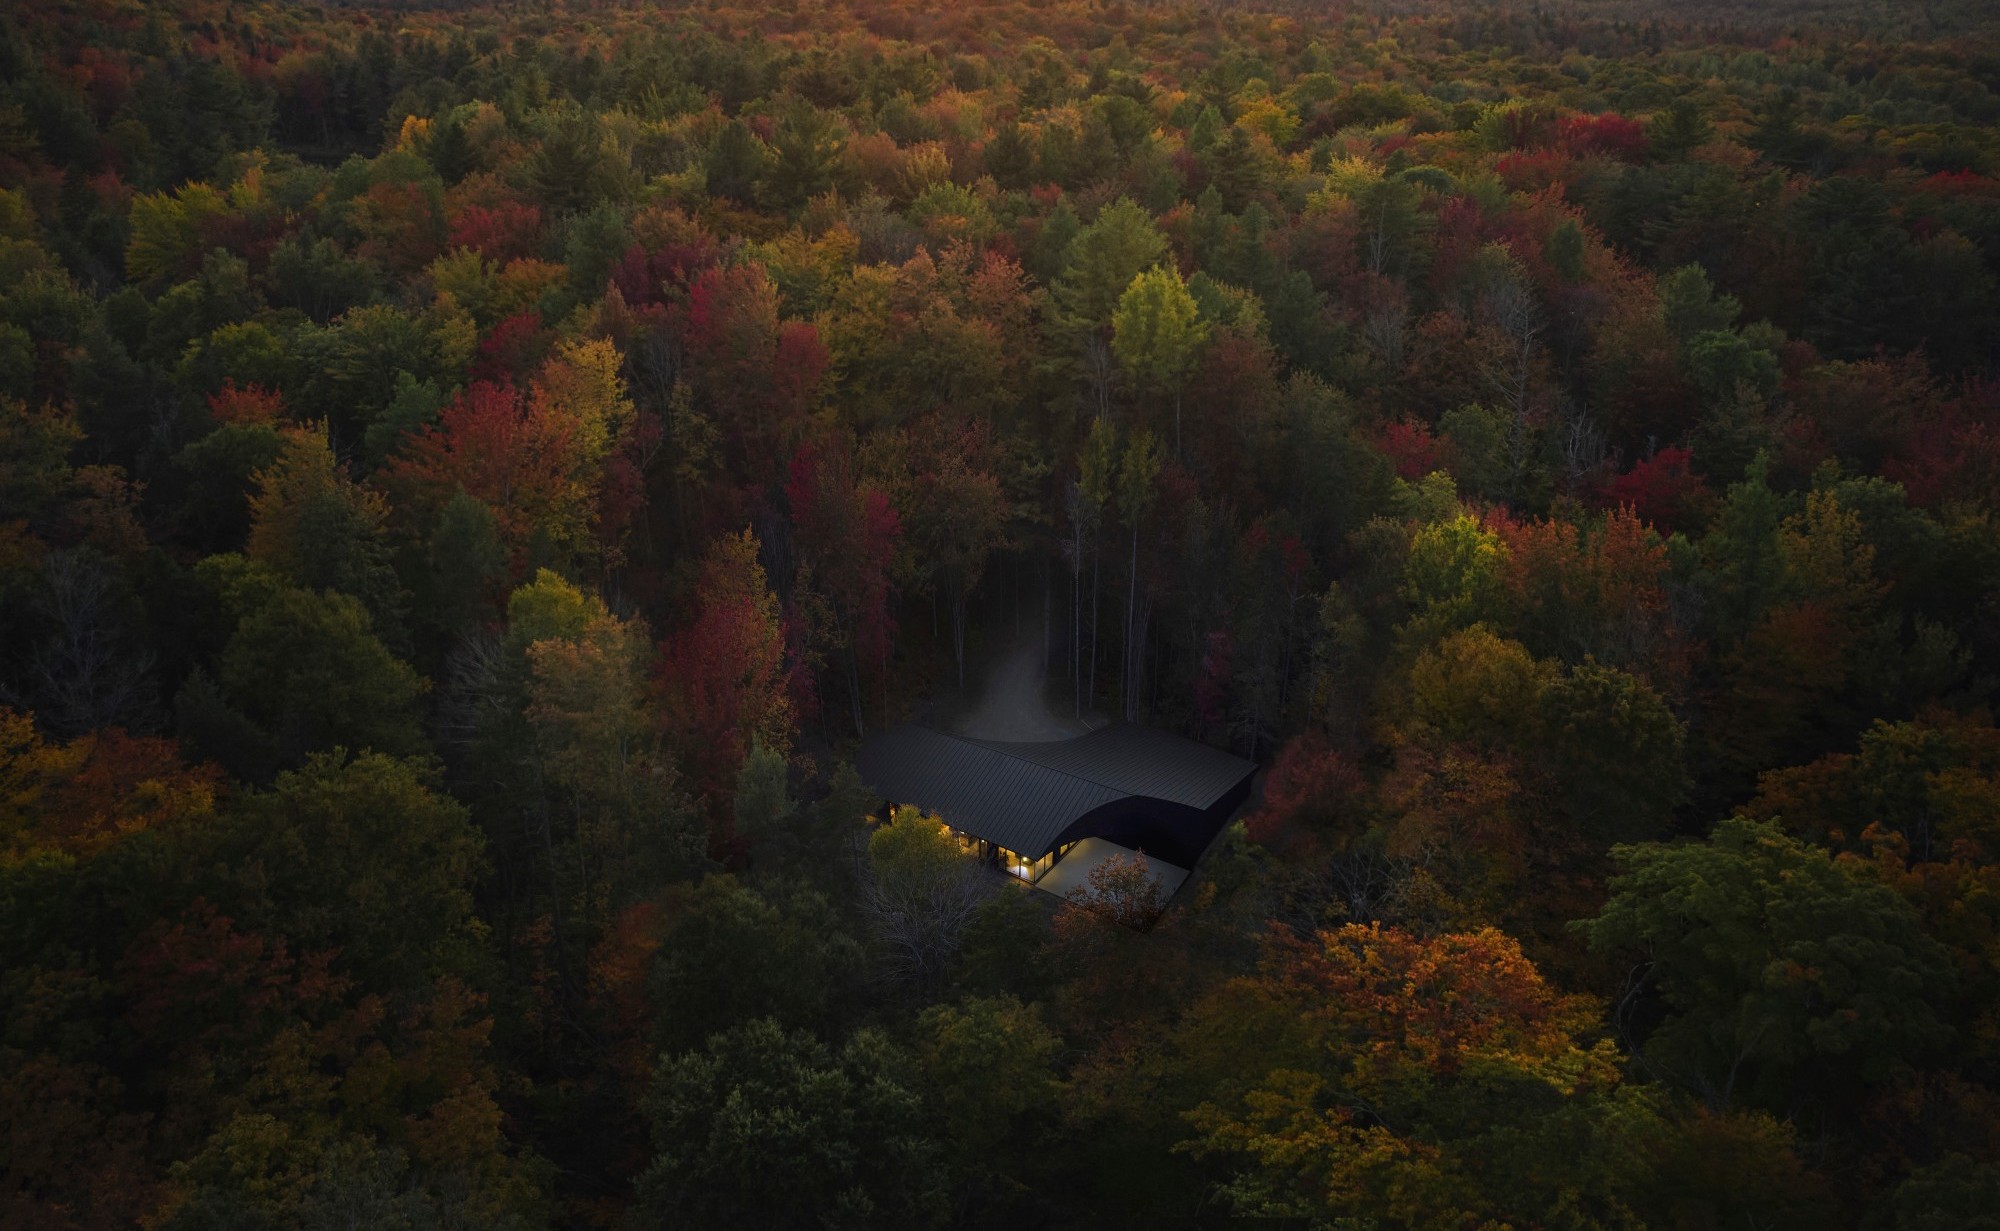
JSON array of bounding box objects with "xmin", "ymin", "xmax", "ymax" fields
[{"xmin": 3, "ymin": 0, "xmax": 2000, "ymax": 1226}]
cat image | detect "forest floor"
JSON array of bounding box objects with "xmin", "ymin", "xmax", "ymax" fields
[{"xmin": 952, "ymin": 638, "xmax": 1101, "ymax": 743}]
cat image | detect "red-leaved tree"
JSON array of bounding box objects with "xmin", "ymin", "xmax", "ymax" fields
[
  {"xmin": 656, "ymin": 530, "xmax": 795, "ymax": 837},
  {"xmin": 786, "ymin": 436, "xmax": 900, "ymax": 735},
  {"xmin": 679, "ymin": 263, "xmax": 828, "ymax": 490},
  {"xmin": 385, "ymin": 380, "xmax": 584, "ymax": 567}
]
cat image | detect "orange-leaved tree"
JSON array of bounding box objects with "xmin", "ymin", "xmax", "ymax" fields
[{"xmin": 1181, "ymin": 923, "xmax": 1653, "ymax": 1227}]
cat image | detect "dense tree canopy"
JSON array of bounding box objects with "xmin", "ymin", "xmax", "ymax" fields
[{"xmin": 4, "ymin": 0, "xmax": 2000, "ymax": 1225}]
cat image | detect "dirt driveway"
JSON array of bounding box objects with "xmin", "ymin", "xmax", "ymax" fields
[{"xmin": 953, "ymin": 639, "xmax": 1096, "ymax": 743}]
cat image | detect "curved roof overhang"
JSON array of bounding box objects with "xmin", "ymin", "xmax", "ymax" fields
[{"xmin": 855, "ymin": 724, "xmax": 1256, "ymax": 860}]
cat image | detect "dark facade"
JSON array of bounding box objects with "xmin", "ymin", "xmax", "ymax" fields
[{"xmin": 855, "ymin": 724, "xmax": 1257, "ymax": 870}]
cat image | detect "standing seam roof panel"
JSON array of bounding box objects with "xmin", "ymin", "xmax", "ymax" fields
[{"xmin": 967, "ymin": 724, "xmax": 1254, "ymax": 809}]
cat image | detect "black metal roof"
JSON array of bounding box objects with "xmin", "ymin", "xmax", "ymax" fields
[{"xmin": 854, "ymin": 723, "xmax": 1257, "ymax": 859}]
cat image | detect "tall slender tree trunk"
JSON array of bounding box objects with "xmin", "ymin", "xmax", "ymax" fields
[
  {"xmin": 1088, "ymin": 334, "xmax": 1113, "ymax": 421},
  {"xmin": 1073, "ymin": 549, "xmax": 1083, "ymax": 717},
  {"xmin": 1015, "ymin": 555, "xmax": 1023, "ymax": 641},
  {"xmin": 846, "ymin": 648, "xmax": 865, "ymax": 738},
  {"xmin": 1088, "ymin": 549, "xmax": 1100, "ymax": 714},
  {"xmin": 953, "ymin": 587, "xmax": 967, "ymax": 689},
  {"xmin": 1124, "ymin": 523, "xmax": 1140, "ymax": 721},
  {"xmin": 1151, "ymin": 610, "xmax": 1163, "ymax": 717},
  {"xmin": 1174, "ymin": 389, "xmax": 1183, "ymax": 461},
  {"xmin": 1126, "ymin": 593, "xmax": 1152, "ymax": 723}
]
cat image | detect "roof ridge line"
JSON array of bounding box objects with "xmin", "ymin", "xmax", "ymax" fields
[{"xmin": 937, "ymin": 727, "xmax": 1140, "ymax": 797}]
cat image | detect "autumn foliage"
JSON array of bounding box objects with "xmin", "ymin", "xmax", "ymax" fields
[{"xmin": 2, "ymin": 0, "xmax": 1999, "ymax": 1225}]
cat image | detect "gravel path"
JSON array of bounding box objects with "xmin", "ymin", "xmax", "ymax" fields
[{"xmin": 953, "ymin": 639, "xmax": 1095, "ymax": 743}]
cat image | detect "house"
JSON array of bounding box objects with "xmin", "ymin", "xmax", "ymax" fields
[{"xmin": 855, "ymin": 723, "xmax": 1256, "ymax": 898}]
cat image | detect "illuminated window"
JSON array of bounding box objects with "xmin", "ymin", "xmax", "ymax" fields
[{"xmin": 1000, "ymin": 847, "xmax": 1058, "ymax": 883}]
